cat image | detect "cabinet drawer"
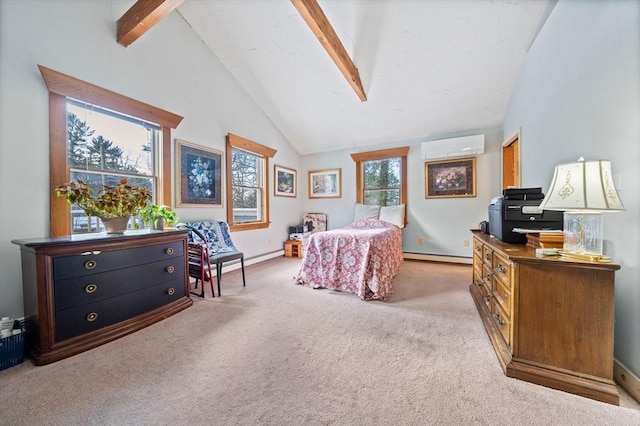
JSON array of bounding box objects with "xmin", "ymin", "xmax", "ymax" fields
[
  {"xmin": 473, "ymin": 258, "xmax": 482, "ymax": 285},
  {"xmin": 55, "ymin": 277, "xmax": 186, "ymax": 341},
  {"xmin": 493, "ymin": 277, "xmax": 512, "ymax": 318},
  {"xmin": 482, "ymin": 246, "xmax": 493, "ymax": 267},
  {"xmin": 53, "ymin": 241, "xmax": 184, "ymax": 280},
  {"xmin": 472, "ymin": 268, "xmax": 485, "ymax": 292},
  {"xmin": 492, "ymin": 300, "xmax": 511, "ymax": 348},
  {"xmin": 54, "ymin": 260, "xmax": 185, "ymax": 311},
  {"xmin": 473, "ymin": 239, "xmax": 483, "ymax": 257},
  {"xmin": 492, "ymin": 252, "xmax": 511, "ymax": 286}
]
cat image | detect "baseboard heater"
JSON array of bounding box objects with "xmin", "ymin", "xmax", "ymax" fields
[
  {"xmin": 403, "ymin": 252, "xmax": 472, "ymax": 265},
  {"xmin": 213, "ymin": 250, "xmax": 285, "ymax": 276}
]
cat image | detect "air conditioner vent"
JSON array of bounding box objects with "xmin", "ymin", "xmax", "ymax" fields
[{"xmin": 421, "ymin": 134, "xmax": 485, "ymax": 160}]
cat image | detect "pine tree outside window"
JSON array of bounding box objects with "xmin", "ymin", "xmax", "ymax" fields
[
  {"xmin": 67, "ymin": 100, "xmax": 159, "ymax": 233},
  {"xmin": 363, "ymin": 157, "xmax": 401, "ymax": 206}
]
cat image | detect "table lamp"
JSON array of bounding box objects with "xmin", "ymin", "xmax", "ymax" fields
[{"xmin": 538, "ymin": 158, "xmax": 624, "ymax": 257}]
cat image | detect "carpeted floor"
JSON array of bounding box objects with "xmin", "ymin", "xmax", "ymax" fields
[{"xmin": 0, "ymin": 257, "xmax": 638, "ymax": 425}]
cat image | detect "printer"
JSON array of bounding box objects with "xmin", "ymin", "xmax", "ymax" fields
[{"xmin": 488, "ymin": 188, "xmax": 563, "ymax": 244}]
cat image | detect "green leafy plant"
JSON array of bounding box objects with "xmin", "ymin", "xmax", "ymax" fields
[
  {"xmin": 138, "ymin": 204, "xmax": 178, "ymax": 229},
  {"xmin": 55, "ymin": 178, "xmax": 152, "ymax": 218}
]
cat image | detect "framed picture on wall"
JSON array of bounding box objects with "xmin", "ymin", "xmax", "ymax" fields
[
  {"xmin": 176, "ymin": 139, "xmax": 223, "ymax": 207},
  {"xmin": 274, "ymin": 165, "xmax": 297, "ymax": 197},
  {"xmin": 425, "ymin": 157, "xmax": 476, "ymax": 198},
  {"xmin": 308, "ymin": 168, "xmax": 342, "ymax": 198}
]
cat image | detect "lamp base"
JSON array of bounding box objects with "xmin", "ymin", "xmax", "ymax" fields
[{"xmin": 563, "ymin": 212, "xmax": 603, "ymax": 255}]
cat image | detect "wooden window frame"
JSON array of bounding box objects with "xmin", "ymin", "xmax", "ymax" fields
[
  {"xmin": 350, "ymin": 146, "xmax": 409, "ymax": 225},
  {"xmin": 226, "ymin": 133, "xmax": 277, "ymax": 232},
  {"xmin": 39, "ymin": 65, "xmax": 183, "ymax": 237}
]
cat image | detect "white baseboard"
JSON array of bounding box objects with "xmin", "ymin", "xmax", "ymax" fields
[
  {"xmin": 614, "ymin": 358, "xmax": 640, "ymax": 403},
  {"xmin": 403, "ymin": 252, "xmax": 472, "ymax": 265},
  {"xmin": 214, "ymin": 250, "xmax": 285, "ymax": 275}
]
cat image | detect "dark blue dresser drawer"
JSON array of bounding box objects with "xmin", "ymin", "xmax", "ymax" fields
[
  {"xmin": 53, "ymin": 240, "xmax": 184, "ymax": 280},
  {"xmin": 54, "ymin": 260, "xmax": 185, "ymax": 311},
  {"xmin": 55, "ymin": 277, "xmax": 185, "ymax": 341}
]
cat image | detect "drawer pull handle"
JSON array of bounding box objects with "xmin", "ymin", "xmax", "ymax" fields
[
  {"xmin": 86, "ymin": 312, "xmax": 98, "ymax": 322},
  {"xmin": 167, "ymin": 287, "xmax": 175, "ymax": 296},
  {"xmin": 85, "ymin": 284, "xmax": 98, "ymax": 294},
  {"xmin": 165, "ymin": 248, "xmax": 174, "ymax": 255},
  {"xmin": 484, "ymin": 295, "xmax": 491, "ymax": 303},
  {"xmin": 84, "ymin": 260, "xmax": 97, "ymax": 270},
  {"xmin": 166, "ymin": 266, "xmax": 175, "ymax": 274},
  {"xmin": 485, "ymin": 273, "xmax": 492, "ymax": 280},
  {"xmin": 498, "ymin": 264, "xmax": 507, "ymax": 273},
  {"xmin": 494, "ymin": 312, "xmax": 505, "ymax": 326}
]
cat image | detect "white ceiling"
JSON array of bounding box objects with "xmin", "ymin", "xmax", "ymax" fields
[{"xmin": 177, "ymin": 0, "xmax": 554, "ymax": 155}]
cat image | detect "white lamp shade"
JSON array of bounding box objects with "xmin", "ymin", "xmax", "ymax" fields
[{"xmin": 539, "ymin": 160, "xmax": 625, "ymax": 212}]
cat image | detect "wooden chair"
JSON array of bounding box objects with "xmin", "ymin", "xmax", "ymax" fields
[
  {"xmin": 182, "ymin": 226, "xmax": 214, "ymax": 298},
  {"xmin": 179, "ymin": 221, "xmax": 246, "ymax": 297}
]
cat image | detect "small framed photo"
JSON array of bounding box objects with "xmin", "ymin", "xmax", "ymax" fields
[
  {"xmin": 425, "ymin": 157, "xmax": 476, "ymax": 198},
  {"xmin": 176, "ymin": 139, "xmax": 223, "ymax": 207},
  {"xmin": 308, "ymin": 168, "xmax": 342, "ymax": 198},
  {"xmin": 274, "ymin": 165, "xmax": 297, "ymax": 197}
]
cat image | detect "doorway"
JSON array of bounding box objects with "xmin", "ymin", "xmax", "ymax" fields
[{"xmin": 502, "ymin": 130, "xmax": 520, "ymax": 190}]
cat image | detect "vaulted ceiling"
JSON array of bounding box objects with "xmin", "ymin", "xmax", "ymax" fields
[{"xmin": 169, "ymin": 1, "xmax": 554, "ymax": 154}]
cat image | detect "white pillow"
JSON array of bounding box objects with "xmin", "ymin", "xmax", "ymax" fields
[
  {"xmin": 379, "ymin": 204, "xmax": 405, "ymax": 228},
  {"xmin": 354, "ymin": 203, "xmax": 380, "ymax": 221}
]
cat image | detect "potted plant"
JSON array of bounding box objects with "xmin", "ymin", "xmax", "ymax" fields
[
  {"xmin": 138, "ymin": 204, "xmax": 178, "ymax": 230},
  {"xmin": 55, "ymin": 178, "xmax": 152, "ymax": 233}
]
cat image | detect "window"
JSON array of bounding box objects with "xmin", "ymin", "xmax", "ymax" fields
[
  {"xmin": 226, "ymin": 133, "xmax": 277, "ymax": 231},
  {"xmin": 351, "ymin": 146, "xmax": 409, "ymax": 221},
  {"xmin": 67, "ymin": 100, "xmax": 159, "ymax": 233},
  {"xmin": 40, "ymin": 65, "xmax": 183, "ymax": 237},
  {"xmin": 363, "ymin": 157, "xmax": 401, "ymax": 206}
]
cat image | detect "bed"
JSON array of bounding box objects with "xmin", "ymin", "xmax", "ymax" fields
[{"xmin": 293, "ymin": 218, "xmax": 403, "ymax": 300}]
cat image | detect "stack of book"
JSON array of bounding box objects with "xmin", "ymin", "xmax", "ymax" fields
[{"xmin": 525, "ymin": 231, "xmax": 564, "ymax": 249}]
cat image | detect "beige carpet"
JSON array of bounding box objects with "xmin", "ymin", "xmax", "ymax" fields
[{"xmin": 0, "ymin": 258, "xmax": 638, "ymax": 425}]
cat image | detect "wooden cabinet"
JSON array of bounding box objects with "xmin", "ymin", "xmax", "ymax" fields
[
  {"xmin": 284, "ymin": 240, "xmax": 303, "ymax": 258},
  {"xmin": 470, "ymin": 230, "xmax": 620, "ymax": 405},
  {"xmin": 12, "ymin": 230, "xmax": 192, "ymax": 365}
]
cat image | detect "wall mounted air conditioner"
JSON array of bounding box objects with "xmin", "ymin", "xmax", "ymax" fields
[{"xmin": 421, "ymin": 134, "xmax": 485, "ymax": 160}]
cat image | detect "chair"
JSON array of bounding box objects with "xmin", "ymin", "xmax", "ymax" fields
[
  {"xmin": 182, "ymin": 226, "xmax": 214, "ymax": 298},
  {"xmin": 179, "ymin": 221, "xmax": 246, "ymax": 297}
]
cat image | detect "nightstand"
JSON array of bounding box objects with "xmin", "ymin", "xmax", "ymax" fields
[{"xmin": 284, "ymin": 240, "xmax": 303, "ymax": 258}]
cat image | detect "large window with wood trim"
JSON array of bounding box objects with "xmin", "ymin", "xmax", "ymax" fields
[
  {"xmin": 39, "ymin": 65, "xmax": 183, "ymax": 237},
  {"xmin": 351, "ymin": 146, "xmax": 409, "ymax": 220},
  {"xmin": 226, "ymin": 133, "xmax": 277, "ymax": 231}
]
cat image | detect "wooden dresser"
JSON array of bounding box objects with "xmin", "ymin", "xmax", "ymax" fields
[
  {"xmin": 12, "ymin": 230, "xmax": 192, "ymax": 365},
  {"xmin": 470, "ymin": 230, "xmax": 620, "ymax": 405}
]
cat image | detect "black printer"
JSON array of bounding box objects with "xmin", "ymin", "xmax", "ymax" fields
[{"xmin": 488, "ymin": 188, "xmax": 563, "ymax": 244}]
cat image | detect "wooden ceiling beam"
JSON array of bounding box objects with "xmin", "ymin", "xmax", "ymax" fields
[
  {"xmin": 291, "ymin": 0, "xmax": 367, "ymax": 102},
  {"xmin": 117, "ymin": 0, "xmax": 184, "ymax": 47}
]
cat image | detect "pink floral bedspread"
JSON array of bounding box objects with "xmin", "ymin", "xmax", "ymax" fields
[{"xmin": 294, "ymin": 218, "xmax": 403, "ymax": 300}]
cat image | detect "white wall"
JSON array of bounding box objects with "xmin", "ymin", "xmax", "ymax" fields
[
  {"xmin": 0, "ymin": 0, "xmax": 302, "ymax": 318},
  {"xmin": 301, "ymin": 126, "xmax": 503, "ymax": 258},
  {"xmin": 503, "ymin": 0, "xmax": 640, "ymax": 379}
]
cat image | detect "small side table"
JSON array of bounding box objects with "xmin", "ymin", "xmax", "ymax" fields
[{"xmin": 284, "ymin": 240, "xmax": 303, "ymax": 258}]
